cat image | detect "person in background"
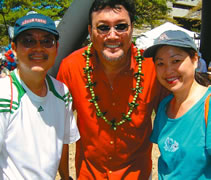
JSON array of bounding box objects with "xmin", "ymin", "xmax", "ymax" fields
[
  {"xmin": 0, "ymin": 13, "xmax": 80, "ymax": 180},
  {"xmin": 57, "ymin": 0, "xmax": 167, "ymax": 179},
  {"xmin": 197, "ymin": 51, "xmax": 207, "ymax": 72},
  {"xmin": 208, "ymin": 61, "xmax": 211, "ymax": 72},
  {"xmin": 144, "ymin": 30, "xmax": 211, "ymax": 179}
]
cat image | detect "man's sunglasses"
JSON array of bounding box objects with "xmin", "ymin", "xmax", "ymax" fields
[
  {"xmin": 96, "ymin": 23, "xmax": 130, "ymax": 34},
  {"xmin": 19, "ymin": 37, "xmax": 56, "ymax": 48}
]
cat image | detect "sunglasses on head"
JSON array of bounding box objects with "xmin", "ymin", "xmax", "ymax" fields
[
  {"xmin": 19, "ymin": 37, "xmax": 56, "ymax": 48},
  {"xmin": 96, "ymin": 23, "xmax": 130, "ymax": 34}
]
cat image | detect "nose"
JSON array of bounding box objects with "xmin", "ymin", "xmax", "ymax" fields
[
  {"xmin": 33, "ymin": 40, "xmax": 43, "ymax": 49},
  {"xmin": 107, "ymin": 27, "xmax": 119, "ymax": 39},
  {"xmin": 165, "ymin": 63, "xmax": 174, "ymax": 75}
]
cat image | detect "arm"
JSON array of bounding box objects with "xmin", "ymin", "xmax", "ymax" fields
[
  {"xmin": 0, "ymin": 101, "xmax": 10, "ymax": 152},
  {"xmin": 59, "ymin": 144, "xmax": 69, "ymax": 180}
]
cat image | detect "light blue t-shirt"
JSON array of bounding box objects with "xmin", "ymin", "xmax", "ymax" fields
[{"xmin": 151, "ymin": 87, "xmax": 211, "ymax": 180}]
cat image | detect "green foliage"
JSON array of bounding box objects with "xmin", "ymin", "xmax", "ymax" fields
[
  {"xmin": 0, "ymin": 0, "xmax": 173, "ymax": 46},
  {"xmin": 135, "ymin": 0, "xmax": 173, "ymax": 28},
  {"xmin": 0, "ymin": 0, "xmax": 73, "ymax": 46}
]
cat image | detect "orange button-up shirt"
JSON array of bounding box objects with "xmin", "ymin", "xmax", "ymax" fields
[{"xmin": 57, "ymin": 44, "xmax": 166, "ymax": 180}]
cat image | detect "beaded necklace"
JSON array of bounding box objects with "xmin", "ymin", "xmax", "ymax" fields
[{"xmin": 83, "ymin": 43, "xmax": 144, "ymax": 130}]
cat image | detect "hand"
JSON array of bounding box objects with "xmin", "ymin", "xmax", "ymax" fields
[
  {"xmin": 60, "ymin": 176, "xmax": 73, "ymax": 180},
  {"xmin": 0, "ymin": 72, "xmax": 6, "ymax": 78}
]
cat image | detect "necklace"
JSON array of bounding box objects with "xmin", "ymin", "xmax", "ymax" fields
[{"xmin": 83, "ymin": 43, "xmax": 144, "ymax": 130}]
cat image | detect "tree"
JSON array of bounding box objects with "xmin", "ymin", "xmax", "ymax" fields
[
  {"xmin": 185, "ymin": 0, "xmax": 202, "ymax": 30},
  {"xmin": 0, "ymin": 0, "xmax": 30, "ymax": 45},
  {"xmin": 0, "ymin": 0, "xmax": 172, "ymax": 46},
  {"xmin": 0, "ymin": 0, "xmax": 73, "ymax": 46},
  {"xmin": 134, "ymin": 0, "xmax": 175, "ymax": 28}
]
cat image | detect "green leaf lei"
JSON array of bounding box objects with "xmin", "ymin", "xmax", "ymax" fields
[{"xmin": 83, "ymin": 42, "xmax": 144, "ymax": 130}]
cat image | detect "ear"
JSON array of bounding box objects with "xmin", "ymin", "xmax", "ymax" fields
[
  {"xmin": 130, "ymin": 23, "xmax": 134, "ymax": 38},
  {"xmin": 56, "ymin": 41, "xmax": 59, "ymax": 54},
  {"xmin": 131, "ymin": 23, "xmax": 134, "ymax": 32},
  {"xmin": 88, "ymin": 25, "xmax": 92, "ymax": 41},
  {"xmin": 11, "ymin": 42, "xmax": 17, "ymax": 58},
  {"xmin": 193, "ymin": 52, "xmax": 199, "ymax": 69}
]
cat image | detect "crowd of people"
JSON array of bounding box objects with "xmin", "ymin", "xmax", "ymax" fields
[{"xmin": 0, "ymin": 0, "xmax": 210, "ymax": 180}]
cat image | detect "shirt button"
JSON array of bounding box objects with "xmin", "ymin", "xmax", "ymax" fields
[
  {"xmin": 110, "ymin": 141, "xmax": 114, "ymax": 145},
  {"xmin": 109, "ymin": 170, "xmax": 112, "ymax": 174},
  {"xmin": 108, "ymin": 156, "xmax": 112, "ymax": 160},
  {"xmin": 112, "ymin": 102, "xmax": 115, "ymax": 106}
]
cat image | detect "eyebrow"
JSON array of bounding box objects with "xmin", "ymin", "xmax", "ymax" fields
[
  {"xmin": 170, "ymin": 54, "xmax": 183, "ymax": 58},
  {"xmin": 155, "ymin": 54, "xmax": 183, "ymax": 61}
]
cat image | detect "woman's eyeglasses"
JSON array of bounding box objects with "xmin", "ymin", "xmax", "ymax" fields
[
  {"xmin": 19, "ymin": 37, "xmax": 56, "ymax": 48},
  {"xmin": 96, "ymin": 23, "xmax": 130, "ymax": 34}
]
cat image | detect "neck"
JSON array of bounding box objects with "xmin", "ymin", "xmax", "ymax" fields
[
  {"xmin": 168, "ymin": 80, "xmax": 208, "ymax": 118},
  {"xmin": 95, "ymin": 49, "xmax": 131, "ymax": 85},
  {"xmin": 174, "ymin": 80, "xmax": 206, "ymax": 104},
  {"xmin": 17, "ymin": 69, "xmax": 47, "ymax": 97}
]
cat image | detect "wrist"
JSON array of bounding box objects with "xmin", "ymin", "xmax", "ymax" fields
[{"xmin": 60, "ymin": 176, "xmax": 73, "ymax": 180}]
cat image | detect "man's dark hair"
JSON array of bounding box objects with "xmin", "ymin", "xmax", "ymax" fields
[{"xmin": 88, "ymin": 0, "xmax": 136, "ymax": 25}]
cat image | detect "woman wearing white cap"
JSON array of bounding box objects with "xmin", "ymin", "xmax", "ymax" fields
[{"xmin": 144, "ymin": 30, "xmax": 211, "ymax": 179}]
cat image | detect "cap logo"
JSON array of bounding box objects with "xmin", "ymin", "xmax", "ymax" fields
[
  {"xmin": 21, "ymin": 18, "xmax": 47, "ymax": 26},
  {"xmin": 158, "ymin": 33, "xmax": 169, "ymax": 42}
]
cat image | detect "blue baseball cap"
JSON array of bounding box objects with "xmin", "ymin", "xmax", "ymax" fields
[
  {"xmin": 13, "ymin": 13, "xmax": 59, "ymax": 41},
  {"xmin": 143, "ymin": 30, "xmax": 197, "ymax": 58}
]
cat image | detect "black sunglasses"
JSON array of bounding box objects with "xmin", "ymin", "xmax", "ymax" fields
[
  {"xmin": 19, "ymin": 37, "xmax": 56, "ymax": 48},
  {"xmin": 96, "ymin": 23, "xmax": 130, "ymax": 34}
]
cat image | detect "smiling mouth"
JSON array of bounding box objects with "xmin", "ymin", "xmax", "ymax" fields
[
  {"xmin": 29, "ymin": 54, "xmax": 48, "ymax": 60},
  {"xmin": 105, "ymin": 44, "xmax": 121, "ymax": 49},
  {"xmin": 166, "ymin": 77, "xmax": 178, "ymax": 84}
]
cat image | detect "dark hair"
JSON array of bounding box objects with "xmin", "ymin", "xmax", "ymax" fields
[
  {"xmin": 88, "ymin": 0, "xmax": 136, "ymax": 25},
  {"xmin": 154, "ymin": 46, "xmax": 211, "ymax": 87},
  {"xmin": 180, "ymin": 47, "xmax": 211, "ymax": 86}
]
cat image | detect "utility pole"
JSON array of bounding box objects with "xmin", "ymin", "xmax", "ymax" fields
[{"xmin": 200, "ymin": 0, "xmax": 211, "ymax": 67}]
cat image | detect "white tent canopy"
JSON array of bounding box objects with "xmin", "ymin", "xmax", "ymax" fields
[{"xmin": 135, "ymin": 22, "xmax": 199, "ymax": 50}]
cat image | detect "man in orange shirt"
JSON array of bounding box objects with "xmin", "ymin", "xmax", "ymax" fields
[{"xmin": 57, "ymin": 0, "xmax": 166, "ymax": 179}]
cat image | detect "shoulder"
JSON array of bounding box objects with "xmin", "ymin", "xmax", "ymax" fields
[
  {"xmin": 60, "ymin": 46, "xmax": 88, "ymax": 67},
  {"xmin": 47, "ymin": 75, "xmax": 70, "ymax": 96},
  {"xmin": 208, "ymin": 86, "xmax": 211, "ymax": 93},
  {"xmin": 0, "ymin": 75, "xmax": 20, "ymax": 98},
  {"xmin": 205, "ymin": 86, "xmax": 211, "ymax": 104},
  {"xmin": 0, "ymin": 75, "xmax": 20, "ymax": 113},
  {"xmin": 0, "ymin": 76, "xmax": 11, "ymax": 98},
  {"xmin": 57, "ymin": 46, "xmax": 87, "ymax": 77},
  {"xmin": 57, "ymin": 46, "xmax": 88, "ymax": 86},
  {"xmin": 47, "ymin": 75, "xmax": 73, "ymax": 105},
  {"xmin": 133, "ymin": 45, "xmax": 156, "ymax": 80},
  {"xmin": 132, "ymin": 44, "xmax": 155, "ymax": 67},
  {"xmin": 159, "ymin": 94, "xmax": 173, "ymax": 108}
]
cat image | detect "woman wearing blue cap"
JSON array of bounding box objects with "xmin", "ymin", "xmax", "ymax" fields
[{"xmin": 144, "ymin": 30, "xmax": 211, "ymax": 179}]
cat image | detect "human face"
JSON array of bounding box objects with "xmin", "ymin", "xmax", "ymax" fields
[
  {"xmin": 12, "ymin": 29, "xmax": 58, "ymax": 74},
  {"xmin": 88, "ymin": 5, "xmax": 133, "ymax": 62},
  {"xmin": 154, "ymin": 46, "xmax": 198, "ymax": 93}
]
